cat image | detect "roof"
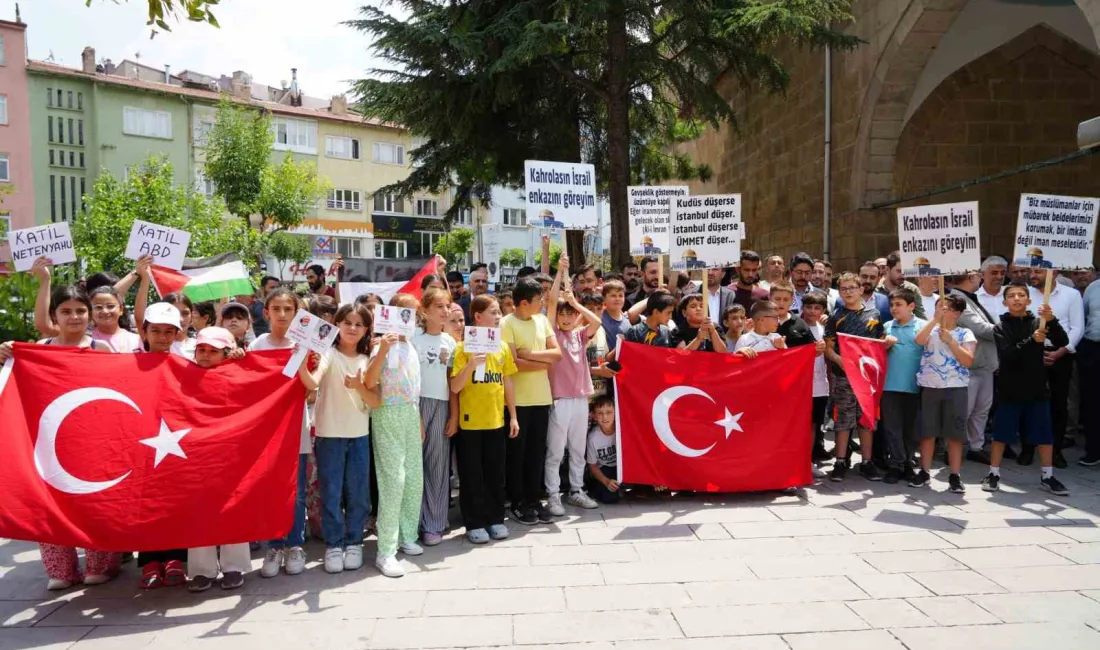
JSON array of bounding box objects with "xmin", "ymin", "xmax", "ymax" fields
[{"xmin": 26, "ymin": 60, "xmax": 404, "ymax": 132}]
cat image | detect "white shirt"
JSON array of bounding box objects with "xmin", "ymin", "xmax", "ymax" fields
[
  {"xmin": 586, "ymin": 426, "xmax": 617, "ymax": 468},
  {"xmin": 920, "ymin": 293, "xmax": 939, "ymax": 321},
  {"xmin": 977, "ymin": 285, "xmax": 1007, "ymax": 321},
  {"xmin": 735, "ymin": 331, "xmax": 782, "ymax": 353},
  {"xmin": 412, "ymin": 330, "xmax": 456, "ymax": 401},
  {"xmin": 918, "ymin": 326, "xmax": 977, "ymax": 389},
  {"xmin": 809, "ymin": 323, "xmax": 829, "ymax": 398},
  {"xmin": 707, "ymin": 290, "xmax": 721, "ymax": 326},
  {"xmin": 1029, "ymin": 284, "xmax": 1085, "ymax": 352}
]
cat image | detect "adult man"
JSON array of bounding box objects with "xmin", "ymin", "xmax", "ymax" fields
[
  {"xmin": 460, "ymin": 263, "xmax": 490, "ymax": 323},
  {"xmin": 1080, "ymin": 277, "xmax": 1100, "ymax": 466},
  {"xmin": 812, "ymin": 260, "xmax": 840, "ymax": 312},
  {"xmin": 947, "ymin": 272, "xmax": 999, "ymax": 465},
  {"xmin": 732, "ymin": 250, "xmax": 769, "ymax": 311},
  {"xmin": 251, "ymin": 275, "xmax": 280, "ymax": 336},
  {"xmin": 625, "ymin": 256, "xmax": 661, "ymax": 309},
  {"xmin": 1009, "ymin": 262, "xmax": 1029, "ymax": 285},
  {"xmin": 760, "ymin": 255, "xmax": 786, "ymax": 289},
  {"xmin": 305, "ymin": 264, "xmax": 336, "ymax": 299},
  {"xmin": 874, "ymin": 257, "xmax": 888, "ymax": 278},
  {"xmin": 446, "ymin": 271, "xmax": 466, "ymax": 302},
  {"xmin": 573, "ymin": 264, "xmax": 598, "ymax": 295},
  {"xmin": 1028, "ymin": 268, "xmax": 1085, "ymax": 467},
  {"xmin": 622, "ymin": 262, "xmax": 642, "ymax": 294},
  {"xmin": 877, "ymin": 252, "xmax": 926, "ymax": 319},
  {"xmin": 788, "ymin": 252, "xmax": 822, "ymax": 315},
  {"xmin": 977, "ymin": 256, "xmax": 1008, "ymax": 321},
  {"xmin": 835, "ymin": 262, "xmax": 889, "ymax": 317},
  {"xmin": 693, "ymin": 266, "xmax": 738, "ymax": 330}
]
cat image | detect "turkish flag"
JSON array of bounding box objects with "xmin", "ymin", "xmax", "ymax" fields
[
  {"xmin": 838, "ymin": 333, "xmax": 888, "ymax": 428},
  {"xmin": 614, "ymin": 342, "xmax": 815, "ymax": 492},
  {"xmin": 0, "ymin": 344, "xmax": 305, "ymax": 551}
]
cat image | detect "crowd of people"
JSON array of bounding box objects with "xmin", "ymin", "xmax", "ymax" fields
[{"xmin": 1, "ymin": 239, "xmax": 1099, "ymax": 595}]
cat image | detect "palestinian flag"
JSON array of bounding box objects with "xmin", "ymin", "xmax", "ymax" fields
[
  {"xmin": 337, "ymin": 257, "xmax": 440, "ymax": 305},
  {"xmin": 150, "ymin": 253, "xmax": 253, "ymax": 302}
]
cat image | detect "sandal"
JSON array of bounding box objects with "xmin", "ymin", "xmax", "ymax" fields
[
  {"xmin": 141, "ymin": 561, "xmax": 163, "ymax": 590},
  {"xmin": 162, "ymin": 559, "xmax": 186, "ymax": 587}
]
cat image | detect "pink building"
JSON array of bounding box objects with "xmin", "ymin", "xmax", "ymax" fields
[{"xmin": 0, "ymin": 16, "xmax": 35, "ymax": 273}]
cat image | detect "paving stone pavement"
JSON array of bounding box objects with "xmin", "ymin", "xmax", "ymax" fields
[{"xmin": 4, "ymin": 457, "xmax": 1100, "ymax": 649}]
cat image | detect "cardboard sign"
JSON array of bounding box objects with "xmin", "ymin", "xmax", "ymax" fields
[
  {"xmin": 125, "ymin": 220, "xmax": 191, "ymax": 270},
  {"xmin": 524, "ymin": 160, "xmax": 598, "ymax": 228},
  {"xmin": 463, "ymin": 326, "xmax": 503, "ymax": 354},
  {"xmin": 373, "ymin": 304, "xmax": 417, "ymax": 338},
  {"xmin": 481, "ymin": 223, "xmax": 502, "ymax": 283},
  {"xmin": 1013, "ymin": 193, "xmax": 1098, "ymax": 270},
  {"xmin": 628, "ymin": 186, "xmax": 689, "ymax": 256},
  {"xmin": 897, "ymin": 201, "xmax": 981, "ymax": 276},
  {"xmin": 8, "ymin": 222, "xmax": 77, "ymax": 272},
  {"xmin": 282, "ymin": 309, "xmax": 339, "ymax": 377},
  {"xmin": 669, "ymin": 194, "xmax": 743, "ymax": 271}
]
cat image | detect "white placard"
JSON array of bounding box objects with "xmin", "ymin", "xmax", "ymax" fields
[
  {"xmin": 286, "ymin": 309, "xmax": 339, "ymax": 354},
  {"xmin": 463, "ymin": 326, "xmax": 502, "ymax": 354},
  {"xmin": 524, "ymin": 160, "xmax": 597, "ymax": 228},
  {"xmin": 897, "ymin": 201, "xmax": 981, "ymax": 276},
  {"xmin": 124, "ymin": 220, "xmax": 191, "ymax": 270},
  {"xmin": 481, "ymin": 223, "xmax": 502, "ymax": 283},
  {"xmin": 1013, "ymin": 193, "xmax": 1098, "ymax": 270},
  {"xmin": 9, "ymin": 222, "xmax": 77, "ymax": 272},
  {"xmin": 669, "ymin": 194, "xmax": 743, "ymax": 271},
  {"xmin": 373, "ymin": 304, "xmax": 417, "ymax": 338},
  {"xmin": 628, "ymin": 185, "xmax": 688, "ymax": 255}
]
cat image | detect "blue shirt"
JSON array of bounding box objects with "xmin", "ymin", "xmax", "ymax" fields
[
  {"xmin": 1085, "ymin": 279, "xmax": 1100, "ymax": 343},
  {"xmin": 883, "ymin": 317, "xmax": 926, "ymax": 394},
  {"xmin": 602, "ymin": 310, "xmax": 632, "ymax": 351}
]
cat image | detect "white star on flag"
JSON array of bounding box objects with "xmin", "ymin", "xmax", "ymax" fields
[
  {"xmin": 715, "ymin": 408, "xmax": 743, "ymax": 438},
  {"xmin": 139, "ymin": 420, "xmax": 191, "ymax": 468}
]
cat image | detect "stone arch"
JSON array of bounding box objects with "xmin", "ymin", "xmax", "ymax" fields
[{"xmin": 848, "ymin": 0, "xmax": 1100, "ymax": 213}]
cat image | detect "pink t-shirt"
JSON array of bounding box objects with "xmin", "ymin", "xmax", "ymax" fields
[
  {"xmin": 91, "ymin": 328, "xmax": 142, "ymax": 353},
  {"xmin": 549, "ymin": 326, "xmax": 593, "ymax": 400}
]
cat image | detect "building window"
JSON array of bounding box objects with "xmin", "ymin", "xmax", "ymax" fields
[
  {"xmin": 193, "ymin": 120, "xmax": 214, "ymax": 147},
  {"xmin": 0, "ymin": 35, "xmax": 4, "ymax": 66},
  {"xmin": 68, "ymin": 119, "xmax": 74, "ymax": 145},
  {"xmin": 123, "ymin": 106, "xmax": 173, "ymax": 139},
  {"xmin": 0, "ymin": 153, "xmax": 8, "ymax": 182},
  {"xmin": 80, "ymin": 177, "xmax": 86, "ymax": 210},
  {"xmin": 78, "ymin": 120, "xmax": 84, "ymax": 146},
  {"xmin": 335, "ymin": 237, "xmax": 362, "ymax": 259},
  {"xmin": 374, "ymin": 240, "xmax": 406, "ymax": 259},
  {"xmin": 49, "ymin": 150, "xmax": 55, "ymax": 166},
  {"xmin": 0, "ymin": 211, "xmax": 10, "ymax": 241},
  {"xmin": 503, "ymin": 207, "xmax": 526, "ymax": 227},
  {"xmin": 0, "ymin": 95, "xmax": 7, "ymax": 125},
  {"xmin": 325, "ymin": 135, "xmax": 360, "ymax": 160},
  {"xmin": 272, "ymin": 117, "xmax": 317, "ymax": 154},
  {"xmin": 414, "ymin": 231, "xmax": 443, "ymax": 257},
  {"xmin": 56, "ymin": 117, "xmax": 64, "ymax": 144},
  {"xmin": 69, "ymin": 151, "xmax": 75, "ymax": 167},
  {"xmin": 454, "ymin": 207, "xmax": 473, "ymax": 226},
  {"xmin": 60, "ymin": 175, "xmax": 67, "ymax": 220},
  {"xmin": 71, "ymin": 177, "xmax": 77, "ymax": 217},
  {"xmin": 67, "ymin": 91, "xmax": 73, "ymax": 109},
  {"xmin": 415, "ymin": 199, "xmax": 438, "ymax": 217},
  {"xmin": 77, "ymin": 93, "xmax": 83, "ymax": 110},
  {"xmin": 373, "ymin": 193, "xmax": 404, "ymax": 214},
  {"xmin": 410, "ymin": 135, "xmax": 428, "ymax": 167},
  {"xmin": 47, "ymin": 87, "xmax": 53, "ymax": 107},
  {"xmin": 79, "ymin": 152, "xmax": 85, "ymax": 168},
  {"xmin": 57, "ymin": 89, "xmax": 62, "ymax": 107},
  {"xmin": 49, "ymin": 176, "xmax": 56, "ymax": 221},
  {"xmin": 372, "ymin": 142, "xmax": 405, "ymax": 165},
  {"xmin": 194, "ymin": 166, "xmax": 216, "ymax": 198},
  {"xmin": 326, "ymin": 189, "xmax": 361, "ymax": 211},
  {"xmin": 48, "ymin": 117, "xmax": 54, "ymax": 142}
]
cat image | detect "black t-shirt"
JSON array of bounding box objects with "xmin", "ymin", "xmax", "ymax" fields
[
  {"xmin": 733, "ymin": 284, "xmax": 769, "ymax": 311},
  {"xmin": 778, "ymin": 317, "xmax": 815, "ymax": 349},
  {"xmin": 624, "ymin": 321, "xmax": 674, "ymax": 348},
  {"xmin": 824, "ymin": 303, "xmax": 884, "ymax": 368},
  {"xmin": 671, "ymin": 324, "xmax": 718, "ymax": 351}
]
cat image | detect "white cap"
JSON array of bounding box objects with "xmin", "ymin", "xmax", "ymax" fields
[{"xmin": 144, "ymin": 302, "xmax": 182, "ymax": 329}]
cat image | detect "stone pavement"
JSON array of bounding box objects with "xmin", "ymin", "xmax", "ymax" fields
[{"xmin": 4, "ymin": 459, "xmax": 1100, "ymax": 650}]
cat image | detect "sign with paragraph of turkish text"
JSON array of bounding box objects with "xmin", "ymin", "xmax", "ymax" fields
[
  {"xmin": 125, "ymin": 220, "xmax": 191, "ymax": 271},
  {"xmin": 896, "ymin": 201, "xmax": 981, "ymax": 276},
  {"xmin": 1012, "ymin": 193, "xmax": 1097, "ymax": 270},
  {"xmin": 523, "ymin": 160, "xmax": 597, "ymax": 228},
  {"xmin": 669, "ymin": 194, "xmax": 743, "ymax": 271},
  {"xmin": 9, "ymin": 222, "xmax": 76, "ymax": 272},
  {"xmin": 628, "ymin": 185, "xmax": 689, "ymax": 256}
]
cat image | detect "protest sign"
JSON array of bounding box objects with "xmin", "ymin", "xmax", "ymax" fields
[
  {"xmin": 896, "ymin": 201, "xmax": 981, "ymax": 277},
  {"xmin": 373, "ymin": 304, "xmax": 417, "ymax": 338},
  {"xmin": 125, "ymin": 220, "xmax": 191, "ymax": 270},
  {"xmin": 628, "ymin": 186, "xmax": 689, "ymax": 255},
  {"xmin": 1013, "ymin": 193, "xmax": 1097, "ymax": 270},
  {"xmin": 481, "ymin": 223, "xmax": 502, "ymax": 284},
  {"xmin": 669, "ymin": 194, "xmax": 743, "ymax": 271},
  {"xmin": 8, "ymin": 222, "xmax": 77, "ymax": 272},
  {"xmin": 524, "ymin": 160, "xmax": 597, "ymax": 228},
  {"xmin": 282, "ymin": 309, "xmax": 340, "ymax": 377},
  {"xmin": 463, "ymin": 327, "xmax": 503, "ymax": 354}
]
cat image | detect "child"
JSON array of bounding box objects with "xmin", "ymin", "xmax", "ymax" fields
[
  {"xmin": 601, "ymin": 280, "xmax": 632, "ymax": 351},
  {"xmin": 0, "ymin": 284, "xmax": 120, "ymax": 592},
  {"xmin": 983, "ymin": 284, "xmax": 1069, "ymax": 495},
  {"xmin": 134, "ymin": 269, "xmax": 197, "ymax": 360},
  {"xmin": 545, "ymin": 258, "xmax": 602, "ymax": 514},
  {"xmin": 502, "ymin": 277, "xmax": 562, "ymax": 525},
  {"xmin": 585, "ymin": 396, "xmax": 620, "ymax": 504},
  {"xmin": 308, "ymin": 294, "xmax": 338, "ymax": 323},
  {"xmin": 673, "ymin": 294, "xmax": 726, "ymax": 352},
  {"xmin": 881, "ymin": 288, "xmax": 926, "ymax": 484},
  {"xmin": 451, "ymin": 295, "xmax": 520, "ymax": 543},
  {"xmin": 911, "ymin": 295, "xmax": 976, "ymax": 493},
  {"xmin": 188, "ymin": 327, "xmax": 251, "ymax": 592},
  {"xmin": 722, "ymin": 304, "xmax": 746, "ymax": 352},
  {"xmin": 581, "ymin": 292, "xmax": 613, "ymax": 398},
  {"xmin": 824, "ymin": 272, "xmax": 885, "ymax": 482},
  {"xmin": 734, "ymin": 301, "xmax": 787, "ymax": 357},
  {"xmin": 498, "ymin": 290, "xmax": 515, "ymax": 317},
  {"xmin": 412, "ymin": 288, "xmax": 457, "ymax": 546},
  {"xmin": 365, "ymin": 293, "xmax": 424, "ymax": 578},
  {"xmin": 89, "ymin": 286, "xmax": 142, "ymax": 353},
  {"xmin": 304, "ymin": 294, "xmax": 337, "ymax": 542},
  {"xmin": 447, "ymin": 303, "xmax": 466, "ymax": 342},
  {"xmin": 251, "ymin": 288, "xmax": 315, "ymax": 579},
  {"xmin": 220, "ymin": 302, "xmax": 252, "ymax": 348},
  {"xmin": 621, "ymin": 290, "xmax": 677, "ymax": 348},
  {"xmin": 772, "ymin": 282, "xmax": 816, "ymax": 348},
  {"xmin": 192, "ymin": 301, "xmax": 217, "ymax": 332},
  {"xmin": 800, "ymin": 292, "xmax": 832, "ymax": 462}
]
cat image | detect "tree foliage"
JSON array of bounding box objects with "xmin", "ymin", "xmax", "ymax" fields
[
  {"xmin": 432, "ymin": 228, "xmax": 476, "ymax": 267},
  {"xmin": 203, "ymin": 98, "xmax": 272, "ymax": 220},
  {"xmin": 0, "ymin": 273, "xmax": 39, "ymax": 342},
  {"xmin": 256, "ymin": 154, "xmax": 329, "ymax": 230},
  {"xmin": 501, "ymin": 248, "xmax": 527, "ymax": 267},
  {"xmin": 534, "ymin": 243, "xmax": 563, "ymax": 269},
  {"xmin": 348, "ymin": 0, "xmax": 858, "ymax": 265},
  {"xmin": 267, "ymin": 230, "xmax": 313, "ymax": 278}
]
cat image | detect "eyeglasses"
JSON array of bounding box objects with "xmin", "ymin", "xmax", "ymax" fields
[{"xmin": 839, "ymin": 286, "xmax": 861, "ymax": 293}]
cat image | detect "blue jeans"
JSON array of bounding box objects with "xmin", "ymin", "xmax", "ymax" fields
[
  {"xmin": 315, "ymin": 436, "xmax": 372, "ymax": 549},
  {"xmin": 269, "ymin": 453, "xmax": 308, "ymax": 549}
]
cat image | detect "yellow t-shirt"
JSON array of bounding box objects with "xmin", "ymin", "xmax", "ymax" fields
[
  {"xmin": 451, "ymin": 342, "xmax": 518, "ymax": 430},
  {"xmin": 501, "ymin": 313, "xmax": 553, "ymax": 406}
]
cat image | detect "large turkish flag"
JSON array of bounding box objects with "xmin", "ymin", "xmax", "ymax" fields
[
  {"xmin": 838, "ymin": 333, "xmax": 889, "ymax": 429},
  {"xmin": 615, "ymin": 342, "xmax": 815, "ymax": 492},
  {"xmin": 0, "ymin": 344, "xmax": 305, "ymax": 551}
]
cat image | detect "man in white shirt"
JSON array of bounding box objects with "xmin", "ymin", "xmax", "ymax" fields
[
  {"xmin": 1029, "ymin": 269, "xmax": 1086, "ymax": 467},
  {"xmin": 977, "ymin": 256, "xmax": 1008, "ymax": 322}
]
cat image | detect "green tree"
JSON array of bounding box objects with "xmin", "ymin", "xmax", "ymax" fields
[
  {"xmin": 534, "ymin": 243, "xmax": 563, "ymax": 270},
  {"xmin": 267, "ymin": 230, "xmax": 313, "ymax": 278},
  {"xmin": 255, "ymin": 154, "xmax": 329, "ymax": 231},
  {"xmin": 501, "ymin": 248, "xmax": 527, "ymax": 268},
  {"xmin": 204, "ymin": 98, "xmax": 274, "ymax": 221},
  {"xmin": 348, "ymin": 0, "xmax": 857, "ymax": 266},
  {"xmin": 0, "ymin": 273, "xmax": 38, "ymax": 342},
  {"xmin": 432, "ymin": 228, "xmax": 475, "ymax": 267},
  {"xmin": 72, "ymin": 156, "xmax": 262, "ymax": 275},
  {"xmin": 84, "ymin": 1, "xmax": 220, "ymax": 34}
]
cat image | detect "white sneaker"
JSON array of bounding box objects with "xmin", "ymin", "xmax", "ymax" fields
[
  {"xmin": 375, "ymin": 554, "xmax": 405, "ymax": 578},
  {"xmin": 323, "ymin": 547, "xmax": 345, "ymax": 574},
  {"xmin": 285, "ymin": 547, "xmax": 307, "ymax": 575},
  {"xmin": 344, "ymin": 545, "xmax": 364, "ymax": 570},
  {"xmin": 398, "ymin": 542, "xmax": 423, "ymax": 556},
  {"xmin": 812, "ymin": 465, "xmax": 827, "ymax": 478},
  {"xmin": 546, "ymin": 493, "xmax": 566, "ymax": 516},
  {"xmin": 83, "ymin": 574, "xmax": 111, "ymax": 586},
  {"xmin": 566, "ymin": 491, "xmax": 598, "ymax": 509},
  {"xmin": 260, "ymin": 548, "xmax": 284, "ymax": 578},
  {"xmin": 46, "ymin": 578, "xmax": 72, "ymax": 591}
]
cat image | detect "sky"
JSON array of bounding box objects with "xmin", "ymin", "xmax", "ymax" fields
[{"xmin": 3, "ymin": 0, "xmax": 396, "ymax": 98}]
